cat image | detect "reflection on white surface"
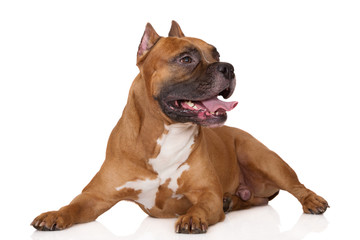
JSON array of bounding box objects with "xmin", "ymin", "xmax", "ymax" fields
[{"xmin": 31, "ymin": 206, "xmax": 328, "ymax": 240}]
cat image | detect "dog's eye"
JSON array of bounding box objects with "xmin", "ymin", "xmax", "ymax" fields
[{"xmin": 180, "ymin": 56, "xmax": 193, "ymax": 63}]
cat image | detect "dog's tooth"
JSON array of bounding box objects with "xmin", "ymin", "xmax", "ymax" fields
[
  {"xmin": 193, "ymin": 105, "xmax": 198, "ymax": 110},
  {"xmin": 186, "ymin": 101, "xmax": 195, "ymax": 108}
]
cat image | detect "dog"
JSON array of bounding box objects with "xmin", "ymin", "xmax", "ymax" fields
[{"xmin": 31, "ymin": 21, "xmax": 329, "ymax": 234}]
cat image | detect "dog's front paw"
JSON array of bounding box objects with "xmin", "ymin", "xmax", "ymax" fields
[
  {"xmin": 302, "ymin": 192, "xmax": 329, "ymax": 214},
  {"xmin": 31, "ymin": 210, "xmax": 74, "ymax": 231},
  {"xmin": 175, "ymin": 214, "xmax": 208, "ymax": 234}
]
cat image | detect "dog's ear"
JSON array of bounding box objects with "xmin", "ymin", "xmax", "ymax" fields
[
  {"xmin": 168, "ymin": 20, "xmax": 185, "ymax": 38},
  {"xmin": 137, "ymin": 23, "xmax": 161, "ymax": 65}
]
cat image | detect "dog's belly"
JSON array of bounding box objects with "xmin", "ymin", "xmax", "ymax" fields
[{"xmin": 204, "ymin": 126, "xmax": 279, "ymax": 198}]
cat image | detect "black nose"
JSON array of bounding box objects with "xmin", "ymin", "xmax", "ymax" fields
[{"xmin": 217, "ymin": 63, "xmax": 235, "ymax": 80}]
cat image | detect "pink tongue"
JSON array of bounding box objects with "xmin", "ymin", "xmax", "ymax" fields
[{"xmin": 201, "ymin": 96, "xmax": 238, "ymax": 112}]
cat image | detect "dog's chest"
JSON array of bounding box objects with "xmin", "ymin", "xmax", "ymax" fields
[{"xmin": 116, "ymin": 123, "xmax": 198, "ymax": 210}]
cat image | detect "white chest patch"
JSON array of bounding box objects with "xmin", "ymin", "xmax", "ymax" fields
[{"xmin": 115, "ymin": 123, "xmax": 198, "ymax": 210}]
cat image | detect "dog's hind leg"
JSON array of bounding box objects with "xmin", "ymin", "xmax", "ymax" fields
[{"xmin": 234, "ymin": 131, "xmax": 329, "ymax": 214}]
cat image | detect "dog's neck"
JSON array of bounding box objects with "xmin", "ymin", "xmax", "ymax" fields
[{"xmin": 106, "ymin": 74, "xmax": 199, "ymax": 164}]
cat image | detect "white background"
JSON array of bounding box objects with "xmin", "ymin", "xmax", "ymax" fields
[{"xmin": 1, "ymin": 0, "xmax": 359, "ymax": 239}]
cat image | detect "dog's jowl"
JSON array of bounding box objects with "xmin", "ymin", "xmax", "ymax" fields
[{"xmin": 31, "ymin": 21, "xmax": 328, "ymax": 234}]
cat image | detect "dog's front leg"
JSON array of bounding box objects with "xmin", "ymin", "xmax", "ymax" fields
[
  {"xmin": 175, "ymin": 190, "xmax": 224, "ymax": 234},
  {"xmin": 31, "ymin": 190, "xmax": 117, "ymax": 231},
  {"xmin": 174, "ymin": 152, "xmax": 225, "ymax": 234},
  {"xmin": 31, "ymin": 162, "xmax": 128, "ymax": 231}
]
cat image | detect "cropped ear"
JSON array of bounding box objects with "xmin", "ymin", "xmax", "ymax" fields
[
  {"xmin": 168, "ymin": 20, "xmax": 185, "ymax": 38},
  {"xmin": 137, "ymin": 23, "xmax": 161, "ymax": 65}
]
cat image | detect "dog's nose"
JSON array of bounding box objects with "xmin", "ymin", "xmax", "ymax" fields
[{"xmin": 217, "ymin": 63, "xmax": 235, "ymax": 80}]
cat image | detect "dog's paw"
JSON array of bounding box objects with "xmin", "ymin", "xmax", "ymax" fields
[
  {"xmin": 223, "ymin": 193, "xmax": 233, "ymax": 213},
  {"xmin": 31, "ymin": 211, "xmax": 74, "ymax": 231},
  {"xmin": 302, "ymin": 193, "xmax": 329, "ymax": 214},
  {"xmin": 175, "ymin": 214, "xmax": 208, "ymax": 234}
]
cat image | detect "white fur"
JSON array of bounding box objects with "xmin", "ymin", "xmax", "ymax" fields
[{"xmin": 116, "ymin": 123, "xmax": 198, "ymax": 210}]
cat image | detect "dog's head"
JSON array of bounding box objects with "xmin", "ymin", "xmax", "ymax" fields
[{"xmin": 137, "ymin": 21, "xmax": 237, "ymax": 128}]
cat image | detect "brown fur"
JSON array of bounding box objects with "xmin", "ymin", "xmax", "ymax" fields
[{"xmin": 31, "ymin": 21, "xmax": 328, "ymax": 234}]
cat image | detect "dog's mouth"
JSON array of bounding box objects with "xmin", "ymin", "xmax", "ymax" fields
[{"xmin": 162, "ymin": 88, "xmax": 238, "ymax": 127}]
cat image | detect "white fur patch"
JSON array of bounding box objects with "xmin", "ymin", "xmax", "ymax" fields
[{"xmin": 116, "ymin": 123, "xmax": 198, "ymax": 210}]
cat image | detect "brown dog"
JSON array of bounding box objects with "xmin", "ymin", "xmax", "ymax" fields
[{"xmin": 31, "ymin": 21, "xmax": 328, "ymax": 234}]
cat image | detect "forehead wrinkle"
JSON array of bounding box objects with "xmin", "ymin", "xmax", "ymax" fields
[
  {"xmin": 176, "ymin": 37, "xmax": 216, "ymax": 62},
  {"xmin": 200, "ymin": 49, "xmax": 211, "ymax": 63}
]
